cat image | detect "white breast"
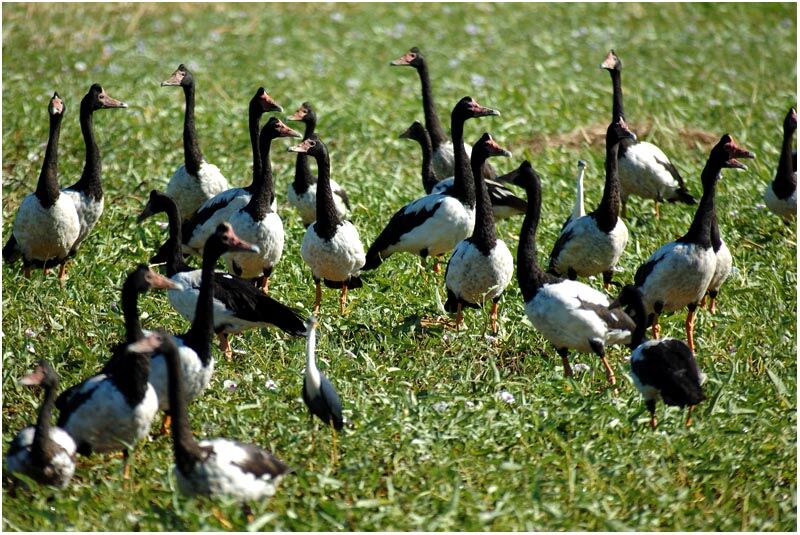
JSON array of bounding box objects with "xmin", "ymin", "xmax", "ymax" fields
[
  {"xmin": 550, "ymin": 215, "xmax": 628, "ymax": 277},
  {"xmin": 12, "ymin": 193, "xmax": 80, "ymax": 263},
  {"xmin": 224, "ymin": 211, "xmax": 284, "ymax": 279},
  {"xmin": 388, "ymin": 195, "xmax": 475, "ymax": 258},
  {"xmin": 148, "ymin": 341, "xmax": 214, "ymax": 411},
  {"xmin": 61, "ymin": 189, "xmax": 104, "ymax": 249},
  {"xmin": 185, "ymin": 194, "xmax": 251, "ymax": 255},
  {"xmin": 446, "ymin": 240, "xmax": 514, "ymax": 305},
  {"xmin": 638, "ymin": 241, "xmax": 716, "ymax": 314},
  {"xmin": 5, "ymin": 426, "xmax": 77, "ymax": 487},
  {"xmin": 288, "ymin": 181, "xmax": 349, "ymax": 227},
  {"xmin": 708, "ymin": 239, "xmax": 732, "ymax": 293},
  {"xmin": 166, "ymin": 162, "xmax": 230, "ymax": 219},
  {"xmin": 764, "ymin": 181, "xmax": 797, "ymax": 220},
  {"xmin": 301, "ymin": 221, "xmax": 366, "ymax": 282},
  {"xmin": 618, "ymin": 142, "xmax": 681, "ymax": 201}
]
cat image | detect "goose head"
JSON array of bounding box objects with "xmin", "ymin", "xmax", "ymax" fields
[
  {"xmin": 390, "ymin": 46, "xmax": 424, "ymax": 68},
  {"xmin": 509, "ymin": 160, "xmax": 539, "ymax": 190},
  {"xmin": 128, "ymin": 263, "xmax": 183, "ymax": 292},
  {"xmin": 288, "ymin": 134, "xmax": 325, "ymax": 158},
  {"xmin": 85, "ymin": 84, "xmax": 128, "ymax": 110},
  {"xmin": 206, "ymin": 223, "xmax": 260, "ymax": 257},
  {"xmin": 161, "ymin": 64, "xmax": 193, "ymax": 88},
  {"xmin": 49, "ymin": 92, "xmax": 65, "ymax": 116},
  {"xmin": 784, "ymin": 107, "xmax": 797, "ymax": 134},
  {"xmin": 452, "ymin": 96, "xmax": 500, "ymax": 122},
  {"xmin": 137, "ymin": 190, "xmax": 175, "ymax": 222},
  {"xmin": 251, "ymin": 87, "xmax": 283, "ymax": 114},
  {"xmin": 287, "ymin": 102, "xmax": 316, "ymax": 125},
  {"xmin": 19, "ymin": 360, "xmax": 58, "ymax": 389},
  {"xmin": 260, "ymin": 117, "xmax": 301, "ymax": 142},
  {"xmin": 127, "ymin": 329, "xmax": 177, "ymax": 356},
  {"xmin": 712, "ymin": 134, "xmax": 755, "ymax": 170},
  {"xmin": 472, "ymin": 132, "xmax": 512, "ymax": 161},
  {"xmin": 606, "ymin": 117, "xmax": 636, "ymax": 144},
  {"xmin": 601, "ymin": 50, "xmax": 622, "ymax": 72},
  {"xmin": 399, "ymin": 120, "xmax": 428, "ymax": 143}
]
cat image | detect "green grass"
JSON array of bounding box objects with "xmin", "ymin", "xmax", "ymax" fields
[{"xmin": 2, "ymin": 2, "xmax": 796, "ymax": 531}]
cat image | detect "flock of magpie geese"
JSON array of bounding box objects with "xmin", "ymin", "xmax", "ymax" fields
[{"xmin": 3, "ymin": 47, "xmax": 796, "ymax": 511}]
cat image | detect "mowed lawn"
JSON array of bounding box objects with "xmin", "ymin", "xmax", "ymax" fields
[{"xmin": 2, "ymin": 3, "xmax": 796, "ymax": 531}]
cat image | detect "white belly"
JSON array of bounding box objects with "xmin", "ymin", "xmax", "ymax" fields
[
  {"xmin": 61, "ymin": 189, "xmax": 104, "ymax": 249},
  {"xmin": 618, "ymin": 142, "xmax": 681, "ymax": 201},
  {"xmin": 166, "ymin": 162, "xmax": 230, "ymax": 219},
  {"xmin": 638, "ymin": 242, "xmax": 716, "ymax": 314},
  {"xmin": 550, "ymin": 216, "xmax": 628, "ymax": 277},
  {"xmin": 12, "ymin": 193, "xmax": 80, "ymax": 262},
  {"xmin": 301, "ymin": 222, "xmax": 366, "ymax": 282},
  {"xmin": 149, "ymin": 343, "xmax": 214, "ymax": 411},
  {"xmin": 708, "ymin": 239, "xmax": 732, "ymax": 293},
  {"xmin": 446, "ymin": 240, "xmax": 514, "ymax": 305},
  {"xmin": 224, "ymin": 212, "xmax": 284, "ymax": 279},
  {"xmin": 764, "ymin": 181, "xmax": 797, "ymax": 220}
]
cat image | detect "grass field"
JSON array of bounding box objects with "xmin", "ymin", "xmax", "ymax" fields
[{"xmin": 2, "ymin": 2, "xmax": 797, "ymax": 531}]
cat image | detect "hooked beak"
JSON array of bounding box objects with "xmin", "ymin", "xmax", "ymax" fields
[
  {"xmin": 390, "ymin": 51, "xmax": 415, "ymax": 66},
  {"xmin": 288, "ymin": 138, "xmax": 314, "ymax": 153}
]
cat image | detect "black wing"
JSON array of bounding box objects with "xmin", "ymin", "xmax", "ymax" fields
[
  {"xmin": 2, "ymin": 235, "xmax": 20, "ymax": 263},
  {"xmin": 214, "ymin": 274, "xmax": 305, "ymax": 336},
  {"xmin": 577, "ymin": 298, "xmax": 635, "ymax": 332},
  {"xmin": 320, "ymin": 376, "xmax": 344, "ymax": 431},
  {"xmin": 547, "ymin": 227, "xmax": 575, "ymax": 274},
  {"xmin": 333, "ymin": 185, "xmax": 351, "ymax": 211},
  {"xmin": 182, "ymin": 197, "xmax": 236, "ymax": 245},
  {"xmin": 487, "ymin": 181, "xmax": 527, "ymax": 213},
  {"xmin": 229, "ymin": 441, "xmax": 291, "ymax": 479},
  {"xmin": 633, "ymin": 249, "xmax": 668, "ymax": 287},
  {"xmin": 55, "ymin": 375, "xmax": 105, "ymax": 426},
  {"xmin": 632, "ymin": 339, "xmax": 705, "ymax": 407}
]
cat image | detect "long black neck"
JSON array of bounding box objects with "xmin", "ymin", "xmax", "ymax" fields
[
  {"xmin": 244, "ymin": 133, "xmax": 275, "ymax": 220},
  {"xmin": 609, "ymin": 68, "xmax": 625, "ymax": 122},
  {"xmin": 34, "ymin": 112, "xmax": 64, "ymax": 208},
  {"xmin": 469, "ymin": 151, "xmax": 497, "ymax": 253},
  {"xmin": 121, "ymin": 279, "xmax": 144, "ymax": 344},
  {"xmin": 247, "ymin": 105, "xmax": 262, "ymax": 192},
  {"xmin": 679, "ymin": 161, "xmax": 720, "ymax": 248},
  {"xmin": 312, "ymin": 144, "xmax": 340, "ymax": 240},
  {"xmin": 182, "ymin": 82, "xmax": 204, "ymax": 176},
  {"xmin": 31, "ymin": 383, "xmax": 57, "ymax": 463},
  {"xmin": 627, "ymin": 292, "xmax": 649, "ymax": 349},
  {"xmin": 774, "ymin": 125, "xmax": 797, "ymax": 198},
  {"xmin": 516, "ymin": 176, "xmax": 552, "ymax": 302},
  {"xmin": 416, "ymin": 61, "xmax": 448, "ymax": 150},
  {"xmin": 293, "ymin": 119, "xmax": 316, "ymax": 192},
  {"xmin": 182, "ymin": 243, "xmax": 217, "ymax": 365},
  {"xmin": 160, "ymin": 202, "xmax": 192, "ymax": 276},
  {"xmin": 709, "ymin": 211, "xmax": 723, "ymax": 252},
  {"xmin": 593, "ymin": 139, "xmax": 622, "ymax": 232},
  {"xmin": 450, "ymin": 117, "xmax": 476, "ymax": 208},
  {"xmin": 416, "ymin": 130, "xmax": 438, "ymax": 194},
  {"xmin": 164, "ymin": 338, "xmax": 205, "ymax": 474},
  {"xmin": 72, "ymin": 98, "xmax": 103, "ymax": 201}
]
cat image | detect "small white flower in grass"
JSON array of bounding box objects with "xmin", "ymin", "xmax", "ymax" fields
[
  {"xmin": 465, "ymin": 400, "xmax": 476, "ymax": 409},
  {"xmin": 270, "ymin": 35, "xmax": 286, "ymax": 45},
  {"xmin": 232, "ymin": 348, "xmax": 247, "ymax": 355},
  {"xmin": 572, "ymin": 363, "xmax": 591, "ymax": 374},
  {"xmin": 187, "ymin": 60, "xmax": 200, "ymax": 72},
  {"xmin": 103, "ymin": 44, "xmax": 114, "ymax": 57},
  {"xmin": 496, "ymin": 391, "xmax": 515, "ymax": 404},
  {"xmin": 209, "ymin": 31, "xmax": 221, "ymax": 43},
  {"xmin": 344, "ymin": 349, "xmax": 357, "ymax": 359},
  {"xmin": 484, "ymin": 334, "xmax": 497, "ymax": 344},
  {"xmin": 156, "ymin": 221, "xmax": 169, "ymax": 230},
  {"xmin": 465, "ymin": 23, "xmax": 479, "ymax": 35},
  {"xmin": 26, "ymin": 343, "xmax": 35, "ymax": 354},
  {"xmin": 74, "ymin": 61, "xmax": 87, "ymax": 72},
  {"xmin": 448, "ymin": 58, "xmax": 461, "ymax": 68},
  {"xmin": 24, "ymin": 328, "xmax": 36, "ymax": 338},
  {"xmin": 345, "ymin": 78, "xmax": 360, "ymax": 90},
  {"xmin": 470, "ymin": 74, "xmax": 486, "ymax": 88},
  {"xmin": 442, "ymin": 333, "xmax": 451, "ymax": 343},
  {"xmin": 729, "ymin": 210, "xmax": 739, "ymax": 217},
  {"xmin": 432, "ymin": 401, "xmax": 450, "ymax": 413},
  {"xmin": 264, "ymin": 378, "xmax": 277, "ymax": 391},
  {"xmin": 755, "ymin": 203, "xmax": 767, "ymax": 210},
  {"xmin": 275, "ymin": 68, "xmax": 293, "ymax": 80},
  {"xmin": 330, "ymin": 12, "xmax": 344, "ymax": 22},
  {"xmin": 223, "ymin": 379, "xmax": 238, "ymax": 392},
  {"xmin": 391, "ymin": 23, "xmax": 406, "ymax": 37}
]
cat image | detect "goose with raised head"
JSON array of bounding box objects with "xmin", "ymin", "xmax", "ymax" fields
[
  {"xmin": 364, "ymin": 97, "xmax": 499, "ymax": 274},
  {"xmin": 6, "ymin": 361, "xmax": 77, "ymax": 489},
  {"xmin": 560, "ymin": 159, "xmax": 587, "ymax": 231},
  {"xmin": 61, "ymin": 83, "xmax": 128, "ymax": 257},
  {"xmin": 162, "ymin": 64, "xmax": 231, "ymax": 220},
  {"xmin": 128, "ymin": 330, "xmax": 290, "ymax": 502},
  {"xmin": 611, "ymin": 285, "xmax": 706, "ymax": 429},
  {"xmin": 391, "ymin": 47, "xmax": 496, "ymax": 181},
  {"xmin": 290, "ymin": 136, "xmax": 366, "ymax": 315},
  {"xmin": 548, "ymin": 118, "xmax": 634, "ymax": 288},
  {"xmin": 3, "ymin": 92, "xmax": 79, "ymax": 281},
  {"xmin": 138, "ymin": 190, "xmax": 305, "ymax": 358},
  {"xmin": 601, "ymin": 50, "xmax": 695, "ymax": 218},
  {"xmin": 702, "ymin": 211, "xmax": 732, "ymax": 315},
  {"xmin": 400, "ymin": 120, "xmax": 526, "ymax": 220},
  {"xmin": 444, "ymin": 132, "xmax": 513, "ymax": 333},
  {"xmin": 513, "ymin": 161, "xmax": 634, "ymax": 386},
  {"xmin": 180, "ymin": 87, "xmax": 283, "ymax": 250},
  {"xmin": 634, "ymin": 135, "xmax": 754, "ymax": 352},
  {"xmin": 286, "ymin": 102, "xmax": 350, "ymax": 226},
  {"xmin": 764, "ymin": 107, "xmax": 796, "ymax": 221}
]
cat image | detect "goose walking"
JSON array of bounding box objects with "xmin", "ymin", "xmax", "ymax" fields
[
  {"xmin": 444, "ymin": 132, "xmax": 513, "ymax": 333},
  {"xmin": 634, "ymin": 135, "xmax": 754, "ymax": 352},
  {"xmin": 514, "ymin": 161, "xmax": 634, "ymax": 386},
  {"xmin": 286, "ymin": 102, "xmax": 350, "ymax": 226},
  {"xmin": 764, "ymin": 107, "xmax": 796, "ymax": 221},
  {"xmin": 3, "ymin": 92, "xmax": 80, "ymax": 281},
  {"xmin": 601, "ymin": 50, "xmax": 695, "ymax": 218},
  {"xmin": 364, "ymin": 97, "xmax": 499, "ymax": 274},
  {"xmin": 128, "ymin": 330, "xmax": 290, "ymax": 503},
  {"xmin": 5, "ymin": 361, "xmax": 77, "ymax": 488},
  {"xmin": 612, "ymin": 285, "xmax": 706, "ymax": 429},
  {"xmin": 548, "ymin": 119, "xmax": 634, "ymax": 287},
  {"xmin": 290, "ymin": 136, "xmax": 366, "ymax": 315}
]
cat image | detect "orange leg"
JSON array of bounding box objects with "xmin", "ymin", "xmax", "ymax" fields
[
  {"xmin": 433, "ymin": 259, "xmax": 440, "ymax": 274},
  {"xmin": 558, "ymin": 349, "xmax": 573, "ymax": 378},
  {"xmin": 709, "ymin": 296, "xmax": 717, "ymax": 315},
  {"xmin": 490, "ymin": 302, "xmax": 499, "ymax": 334},
  {"xmin": 339, "ymin": 285, "xmax": 348, "ymax": 315},
  {"xmin": 58, "ymin": 262, "xmax": 68, "ymax": 282},
  {"xmin": 23, "ymin": 266, "xmax": 31, "ymax": 278},
  {"xmin": 685, "ymin": 307, "xmax": 697, "ymax": 353},
  {"xmin": 260, "ymin": 276, "xmax": 270, "ymax": 295},
  {"xmin": 600, "ymin": 355, "xmax": 617, "ymax": 386},
  {"xmin": 654, "ymin": 201, "xmax": 661, "ymax": 219},
  {"xmin": 219, "ymin": 333, "xmax": 233, "ymax": 360},
  {"xmin": 685, "ymin": 405, "xmax": 695, "ymax": 427},
  {"xmin": 160, "ymin": 413, "xmax": 172, "ymax": 435},
  {"xmin": 651, "ymin": 314, "xmax": 661, "ymax": 339}
]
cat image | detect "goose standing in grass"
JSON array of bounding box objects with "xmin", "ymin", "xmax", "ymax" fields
[
  {"xmin": 3, "ymin": 93, "xmax": 79, "ymax": 281},
  {"xmin": 634, "ymin": 134, "xmax": 754, "ymax": 352},
  {"xmin": 162, "ymin": 64, "xmax": 232, "ymax": 220},
  {"xmin": 548, "ymin": 119, "xmax": 634, "ymax": 288},
  {"xmin": 364, "ymin": 97, "xmax": 499, "ymax": 274},
  {"xmin": 139, "ymin": 190, "xmax": 305, "ymax": 358},
  {"xmin": 390, "ymin": 47, "xmax": 495, "ymax": 180},
  {"xmin": 764, "ymin": 107, "xmax": 796, "ymax": 221},
  {"xmin": 290, "ymin": 136, "xmax": 366, "ymax": 315},
  {"xmin": 286, "ymin": 102, "xmax": 350, "ymax": 226},
  {"xmin": 61, "ymin": 84, "xmax": 128, "ymax": 258},
  {"xmin": 611, "ymin": 285, "xmax": 706, "ymax": 429},
  {"xmin": 129, "ymin": 330, "xmax": 291, "ymax": 503},
  {"xmin": 224, "ymin": 117, "xmax": 301, "ymax": 291},
  {"xmin": 514, "ymin": 161, "xmax": 634, "ymax": 386},
  {"xmin": 601, "ymin": 50, "xmax": 695, "ymax": 218},
  {"xmin": 400, "ymin": 120, "xmax": 526, "ymax": 220},
  {"xmin": 560, "ymin": 159, "xmax": 587, "ymax": 231},
  {"xmin": 302, "ymin": 316, "xmax": 344, "ymax": 463},
  {"xmin": 444, "ymin": 133, "xmax": 513, "ymax": 333},
  {"xmin": 5, "ymin": 361, "xmax": 77, "ymax": 489},
  {"xmin": 55, "ymin": 265, "xmax": 178, "ymax": 474},
  {"xmin": 180, "ymin": 88, "xmax": 284, "ymax": 254},
  {"xmin": 702, "ymin": 212, "xmax": 731, "ymax": 315}
]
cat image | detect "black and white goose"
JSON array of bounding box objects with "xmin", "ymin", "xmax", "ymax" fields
[
  {"xmin": 302, "ymin": 316, "xmax": 344, "ymax": 463},
  {"xmin": 286, "ymin": 102, "xmax": 350, "ymax": 226},
  {"xmin": 61, "ymin": 84, "xmax": 128, "ymax": 258},
  {"xmin": 400, "ymin": 120, "xmax": 527, "ymax": 220},
  {"xmin": 514, "ymin": 161, "xmax": 634, "ymax": 386},
  {"xmin": 3, "ymin": 92, "xmax": 80, "ymax": 281},
  {"xmin": 290, "ymin": 136, "xmax": 366, "ymax": 315},
  {"xmin": 162, "ymin": 64, "xmax": 231, "ymax": 220},
  {"xmin": 180, "ymin": 90, "xmax": 285, "ymax": 257},
  {"xmin": 611, "ymin": 285, "xmax": 706, "ymax": 429},
  {"xmin": 364, "ymin": 97, "xmax": 499, "ymax": 273},
  {"xmin": 391, "ymin": 47, "xmax": 496, "ymax": 181},
  {"xmin": 560, "ymin": 159, "xmax": 587, "ymax": 231},
  {"xmin": 634, "ymin": 135, "xmax": 754, "ymax": 352},
  {"xmin": 55, "ymin": 266, "xmax": 178, "ymax": 473},
  {"xmin": 548, "ymin": 118, "xmax": 634, "ymax": 287},
  {"xmin": 129, "ymin": 330, "xmax": 291, "ymax": 501},
  {"xmin": 702, "ymin": 211, "xmax": 731, "ymax": 315},
  {"xmin": 5, "ymin": 361, "xmax": 77, "ymax": 488},
  {"xmin": 444, "ymin": 132, "xmax": 513, "ymax": 334},
  {"xmin": 764, "ymin": 107, "xmax": 796, "ymax": 221},
  {"xmin": 601, "ymin": 50, "xmax": 695, "ymax": 218},
  {"xmin": 139, "ymin": 190, "xmax": 305, "ymax": 358},
  {"xmin": 224, "ymin": 117, "xmax": 301, "ymax": 290}
]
